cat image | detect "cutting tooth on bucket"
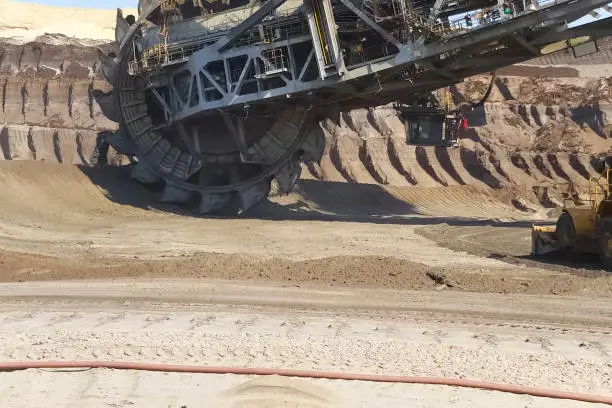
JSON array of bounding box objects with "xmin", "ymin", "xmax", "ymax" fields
[
  {"xmin": 238, "ymin": 181, "xmax": 272, "ymax": 214},
  {"xmin": 97, "ymin": 49, "xmax": 119, "ymax": 85},
  {"xmin": 92, "ymin": 90, "xmax": 121, "ymax": 123},
  {"xmin": 161, "ymin": 185, "xmax": 193, "ymax": 204},
  {"xmin": 100, "ymin": 127, "xmax": 136, "ymax": 156},
  {"xmin": 199, "ymin": 193, "xmax": 232, "ymax": 214},
  {"xmin": 115, "ymin": 9, "xmax": 131, "ymax": 43},
  {"xmin": 276, "ymin": 161, "xmax": 302, "ymax": 194}
]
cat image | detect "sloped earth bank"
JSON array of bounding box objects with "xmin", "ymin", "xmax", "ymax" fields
[{"xmin": 0, "ymin": 30, "xmax": 611, "ymax": 277}]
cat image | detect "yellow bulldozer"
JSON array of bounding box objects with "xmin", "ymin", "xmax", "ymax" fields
[{"xmin": 532, "ymin": 156, "xmax": 612, "ymax": 270}]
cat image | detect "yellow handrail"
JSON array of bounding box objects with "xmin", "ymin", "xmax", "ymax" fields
[{"xmin": 588, "ymin": 168, "xmax": 611, "ymax": 213}]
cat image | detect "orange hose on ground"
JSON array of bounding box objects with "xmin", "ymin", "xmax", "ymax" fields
[{"xmin": 1, "ymin": 361, "xmax": 611, "ymax": 405}]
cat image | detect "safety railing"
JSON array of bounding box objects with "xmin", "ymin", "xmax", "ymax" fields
[
  {"xmin": 129, "ymin": 0, "xmax": 591, "ymax": 75},
  {"xmin": 444, "ymin": 0, "xmax": 578, "ymax": 32},
  {"xmin": 257, "ymin": 47, "xmax": 290, "ymax": 78},
  {"xmin": 588, "ymin": 168, "xmax": 611, "ymax": 212},
  {"xmin": 130, "ymin": 3, "xmax": 306, "ymax": 75}
]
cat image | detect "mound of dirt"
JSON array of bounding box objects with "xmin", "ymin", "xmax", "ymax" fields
[
  {"xmin": 532, "ymin": 118, "xmax": 592, "ymax": 153},
  {"xmin": 3, "ymin": 246, "xmax": 612, "ymax": 295}
]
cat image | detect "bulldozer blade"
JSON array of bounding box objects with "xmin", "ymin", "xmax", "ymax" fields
[{"xmin": 531, "ymin": 225, "xmax": 562, "ymax": 256}]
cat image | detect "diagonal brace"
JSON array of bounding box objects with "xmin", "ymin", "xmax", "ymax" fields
[
  {"xmin": 428, "ymin": 0, "xmax": 446, "ymax": 22},
  {"xmin": 512, "ymin": 33, "xmax": 540, "ymax": 55},
  {"xmin": 217, "ymin": 0, "xmax": 289, "ymax": 52},
  {"xmin": 336, "ymin": 0, "xmax": 402, "ymax": 48}
]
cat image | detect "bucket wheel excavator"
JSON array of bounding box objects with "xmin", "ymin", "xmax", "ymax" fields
[{"xmin": 94, "ymin": 0, "xmax": 612, "ymax": 214}]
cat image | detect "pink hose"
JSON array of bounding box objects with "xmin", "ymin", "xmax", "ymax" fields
[{"xmin": 1, "ymin": 361, "xmax": 611, "ymax": 405}]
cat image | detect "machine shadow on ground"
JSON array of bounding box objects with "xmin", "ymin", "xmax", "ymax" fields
[
  {"xmin": 79, "ymin": 165, "xmax": 534, "ymax": 230},
  {"xmin": 516, "ymin": 252, "xmax": 608, "ymax": 273},
  {"xmin": 78, "ymin": 165, "xmax": 610, "ymax": 274}
]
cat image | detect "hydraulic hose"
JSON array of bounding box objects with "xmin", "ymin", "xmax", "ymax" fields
[
  {"xmin": 1, "ymin": 361, "xmax": 611, "ymax": 405},
  {"xmin": 453, "ymin": 72, "xmax": 498, "ymax": 113}
]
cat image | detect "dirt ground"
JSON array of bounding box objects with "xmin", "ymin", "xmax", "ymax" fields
[
  {"xmin": 0, "ymin": 280, "xmax": 611, "ymax": 407},
  {"xmin": 0, "ymin": 160, "xmax": 610, "ymax": 296}
]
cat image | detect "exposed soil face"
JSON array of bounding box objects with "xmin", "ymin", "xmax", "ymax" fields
[
  {"xmin": 1, "ymin": 30, "xmax": 611, "ymax": 210},
  {"xmin": 307, "ymin": 67, "xmax": 612, "ymax": 210}
]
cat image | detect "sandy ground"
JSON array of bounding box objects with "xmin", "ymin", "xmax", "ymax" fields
[{"xmin": 0, "ymin": 280, "xmax": 611, "ymax": 407}]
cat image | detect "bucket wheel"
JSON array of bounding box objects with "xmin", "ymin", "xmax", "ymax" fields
[{"xmin": 93, "ymin": 9, "xmax": 325, "ymax": 214}]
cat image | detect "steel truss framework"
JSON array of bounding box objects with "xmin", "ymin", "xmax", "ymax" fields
[
  {"xmin": 140, "ymin": 0, "xmax": 612, "ymax": 123},
  {"xmin": 93, "ymin": 0, "xmax": 612, "ymax": 214}
]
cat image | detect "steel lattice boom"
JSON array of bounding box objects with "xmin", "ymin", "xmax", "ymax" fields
[{"xmin": 94, "ymin": 0, "xmax": 612, "ymax": 214}]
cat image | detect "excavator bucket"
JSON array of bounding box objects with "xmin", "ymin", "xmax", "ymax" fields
[{"xmin": 531, "ymin": 225, "xmax": 561, "ymax": 256}]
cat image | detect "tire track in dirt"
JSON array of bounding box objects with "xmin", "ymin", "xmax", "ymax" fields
[
  {"xmin": 1, "ymin": 285, "xmax": 611, "ymax": 400},
  {"xmin": 382, "ymin": 185, "xmax": 518, "ymax": 218}
]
